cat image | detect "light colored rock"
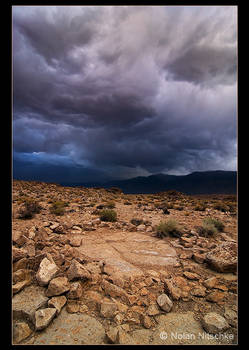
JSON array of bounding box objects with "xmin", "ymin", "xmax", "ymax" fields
[
  {"xmin": 36, "ymin": 257, "xmax": 59, "ymax": 286},
  {"xmin": 12, "ymin": 285, "xmax": 49, "ymax": 324},
  {"xmin": 224, "ymin": 307, "xmax": 237, "ymax": 327},
  {"xmin": 12, "ymin": 246, "xmax": 27, "ymax": 262},
  {"xmin": 46, "ymin": 276, "xmax": 70, "ymax": 297},
  {"xmin": 100, "ymin": 301, "xmax": 118, "ymax": 318},
  {"xmin": 142, "ymin": 315, "xmax": 153, "ymax": 328},
  {"xmin": 68, "ymin": 236, "xmax": 82, "ymax": 247},
  {"xmin": 206, "ymin": 290, "xmax": 226, "ymax": 303},
  {"xmin": 203, "ymin": 277, "xmax": 218, "ymax": 289},
  {"xmin": 206, "ymin": 242, "xmax": 237, "ymax": 273},
  {"xmin": 48, "ymin": 295, "xmax": 67, "ymax": 315},
  {"xmin": 137, "ymin": 224, "xmax": 146, "ymax": 231},
  {"xmin": 183, "ymin": 271, "xmax": 200, "ymax": 280},
  {"xmin": 13, "ymin": 322, "xmax": 32, "ymax": 343},
  {"xmin": 34, "ymin": 309, "xmax": 106, "ymax": 344},
  {"xmin": 147, "ymin": 304, "xmax": 160, "ymax": 316},
  {"xmin": 35, "ymin": 308, "xmax": 57, "ymax": 330},
  {"xmin": 202, "ymin": 312, "xmax": 229, "ymax": 334},
  {"xmin": 117, "ymin": 329, "xmax": 136, "ymax": 344},
  {"xmin": 191, "ymin": 286, "xmax": 206, "ymax": 297},
  {"xmin": 67, "ymin": 259, "xmax": 91, "ymax": 281},
  {"xmin": 102, "ymin": 280, "xmax": 128, "ymax": 304},
  {"xmin": 106, "ymin": 326, "xmax": 118, "ymax": 343},
  {"xmin": 67, "ymin": 282, "xmax": 83, "ymax": 299},
  {"xmin": 157, "ymin": 293, "xmax": 173, "ymax": 312}
]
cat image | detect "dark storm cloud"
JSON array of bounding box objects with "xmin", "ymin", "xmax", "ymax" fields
[{"xmin": 13, "ymin": 6, "xmax": 237, "ymax": 182}]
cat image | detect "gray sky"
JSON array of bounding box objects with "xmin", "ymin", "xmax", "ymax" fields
[{"xmin": 13, "ymin": 6, "xmax": 237, "ymax": 183}]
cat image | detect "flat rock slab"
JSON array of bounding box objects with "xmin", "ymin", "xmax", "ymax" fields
[
  {"xmin": 151, "ymin": 312, "xmax": 219, "ymax": 345},
  {"xmin": 33, "ymin": 309, "xmax": 106, "ymax": 345},
  {"xmin": 12, "ymin": 285, "xmax": 48, "ymax": 324},
  {"xmin": 76, "ymin": 232, "xmax": 178, "ymax": 278}
]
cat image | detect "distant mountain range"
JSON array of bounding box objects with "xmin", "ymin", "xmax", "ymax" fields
[{"xmin": 60, "ymin": 170, "xmax": 237, "ymax": 195}]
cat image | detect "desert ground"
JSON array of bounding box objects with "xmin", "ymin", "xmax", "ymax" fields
[{"xmin": 12, "ymin": 180, "xmax": 237, "ymax": 345}]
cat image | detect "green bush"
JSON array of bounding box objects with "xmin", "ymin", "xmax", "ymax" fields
[
  {"xmin": 203, "ymin": 217, "xmax": 225, "ymax": 232},
  {"xmin": 155, "ymin": 219, "xmax": 182, "ymax": 238},
  {"xmin": 99, "ymin": 209, "xmax": 117, "ymax": 222},
  {"xmin": 49, "ymin": 201, "xmax": 67, "ymax": 216}
]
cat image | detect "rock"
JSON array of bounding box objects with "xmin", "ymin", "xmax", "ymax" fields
[
  {"xmin": 12, "ymin": 269, "xmax": 34, "ymax": 294},
  {"xmin": 48, "ymin": 295, "xmax": 67, "ymax": 315},
  {"xmin": 66, "ymin": 300, "xmax": 80, "ymax": 313},
  {"xmin": 146, "ymin": 304, "xmax": 160, "ymax": 316},
  {"xmin": 116, "ymin": 329, "xmax": 136, "ymax": 344},
  {"xmin": 35, "ymin": 308, "xmax": 57, "ymax": 331},
  {"xmin": 142, "ymin": 315, "xmax": 153, "ymax": 328},
  {"xmin": 53, "ymin": 225, "xmax": 66, "ymax": 234},
  {"xmin": 12, "ymin": 246, "xmax": 27, "ymax": 262},
  {"xmin": 33, "ymin": 309, "xmax": 106, "ymax": 344},
  {"xmin": 137, "ymin": 224, "xmax": 146, "ymax": 232},
  {"xmin": 101, "ymin": 280, "xmax": 128, "ymax": 304},
  {"xmin": 68, "ymin": 236, "xmax": 82, "ymax": 247},
  {"xmin": 67, "ymin": 259, "xmax": 91, "ymax": 281},
  {"xmin": 114, "ymin": 313, "xmax": 124, "ymax": 324},
  {"xmin": 100, "ymin": 301, "xmax": 118, "ymax": 318},
  {"xmin": 13, "ymin": 322, "xmax": 32, "ymax": 344},
  {"xmin": 46, "ymin": 276, "xmax": 70, "ymax": 297},
  {"xmin": 164, "ymin": 276, "xmax": 190, "ymax": 300},
  {"xmin": 206, "ymin": 290, "xmax": 226, "ymax": 303},
  {"xmin": 12, "ymin": 285, "xmax": 49, "ymax": 324},
  {"xmin": 201, "ymin": 312, "xmax": 229, "ymax": 334},
  {"xmin": 223, "ymin": 307, "xmax": 237, "ymax": 327},
  {"xmin": 192, "ymin": 252, "xmax": 206, "ymax": 264},
  {"xmin": 106, "ymin": 326, "xmax": 118, "ymax": 343},
  {"xmin": 191, "ymin": 286, "xmax": 206, "ymax": 297},
  {"xmin": 203, "ymin": 277, "xmax": 218, "ymax": 289},
  {"xmin": 36, "ymin": 257, "xmax": 59, "ymax": 286},
  {"xmin": 206, "ymin": 242, "xmax": 237, "ymax": 273},
  {"xmin": 67, "ymin": 282, "xmax": 83, "ymax": 299},
  {"xmin": 183, "ymin": 271, "xmax": 200, "ymax": 280},
  {"xmin": 157, "ymin": 293, "xmax": 173, "ymax": 312}
]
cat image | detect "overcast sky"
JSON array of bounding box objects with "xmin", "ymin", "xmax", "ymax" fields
[{"xmin": 12, "ymin": 6, "xmax": 237, "ymax": 183}]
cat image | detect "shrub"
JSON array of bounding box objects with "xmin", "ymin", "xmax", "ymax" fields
[
  {"xmin": 18, "ymin": 199, "xmax": 42, "ymax": 219},
  {"xmin": 130, "ymin": 218, "xmax": 144, "ymax": 226},
  {"xmin": 203, "ymin": 217, "xmax": 225, "ymax": 232},
  {"xmin": 212, "ymin": 202, "xmax": 229, "ymax": 212},
  {"xmin": 99, "ymin": 209, "xmax": 117, "ymax": 222},
  {"xmin": 194, "ymin": 203, "xmax": 207, "ymax": 211},
  {"xmin": 155, "ymin": 219, "xmax": 182, "ymax": 238},
  {"xmin": 195, "ymin": 217, "xmax": 224, "ymax": 237},
  {"xmin": 49, "ymin": 201, "xmax": 67, "ymax": 216}
]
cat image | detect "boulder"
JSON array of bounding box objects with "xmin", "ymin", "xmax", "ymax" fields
[
  {"xmin": 12, "ymin": 285, "xmax": 49, "ymax": 324},
  {"xmin": 67, "ymin": 282, "xmax": 83, "ymax": 299},
  {"xmin": 36, "ymin": 257, "xmax": 59, "ymax": 286},
  {"xmin": 201, "ymin": 312, "xmax": 229, "ymax": 334},
  {"xmin": 205, "ymin": 242, "xmax": 237, "ymax": 273},
  {"xmin": 157, "ymin": 293, "xmax": 173, "ymax": 312},
  {"xmin": 12, "ymin": 246, "xmax": 27, "ymax": 262},
  {"xmin": 46, "ymin": 276, "xmax": 70, "ymax": 297},
  {"xmin": 48, "ymin": 295, "xmax": 67, "ymax": 315},
  {"xmin": 13, "ymin": 322, "xmax": 32, "ymax": 344},
  {"xmin": 35, "ymin": 308, "xmax": 57, "ymax": 331},
  {"xmin": 67, "ymin": 259, "xmax": 91, "ymax": 281},
  {"xmin": 100, "ymin": 301, "xmax": 118, "ymax": 318}
]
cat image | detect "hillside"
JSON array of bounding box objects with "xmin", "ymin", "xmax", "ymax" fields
[{"xmin": 61, "ymin": 171, "xmax": 237, "ymax": 194}]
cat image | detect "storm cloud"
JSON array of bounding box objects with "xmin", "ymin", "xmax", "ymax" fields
[{"xmin": 13, "ymin": 6, "xmax": 237, "ymax": 183}]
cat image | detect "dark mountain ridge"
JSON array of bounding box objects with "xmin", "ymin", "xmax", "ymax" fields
[{"xmin": 60, "ymin": 170, "xmax": 237, "ymax": 195}]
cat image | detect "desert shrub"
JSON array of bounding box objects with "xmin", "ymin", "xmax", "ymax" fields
[
  {"xmin": 18, "ymin": 199, "xmax": 42, "ymax": 219},
  {"xmin": 99, "ymin": 209, "xmax": 117, "ymax": 222},
  {"xmin": 195, "ymin": 218, "xmax": 223, "ymax": 237},
  {"xmin": 194, "ymin": 202, "xmax": 207, "ymax": 211},
  {"xmin": 105, "ymin": 201, "xmax": 116, "ymax": 209},
  {"xmin": 155, "ymin": 219, "xmax": 182, "ymax": 238},
  {"xmin": 212, "ymin": 202, "xmax": 229, "ymax": 212},
  {"xmin": 203, "ymin": 217, "xmax": 225, "ymax": 232},
  {"xmin": 130, "ymin": 218, "xmax": 144, "ymax": 226},
  {"xmin": 49, "ymin": 201, "xmax": 67, "ymax": 216}
]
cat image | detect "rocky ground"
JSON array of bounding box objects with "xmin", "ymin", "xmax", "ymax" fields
[{"xmin": 12, "ymin": 180, "xmax": 238, "ymax": 345}]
